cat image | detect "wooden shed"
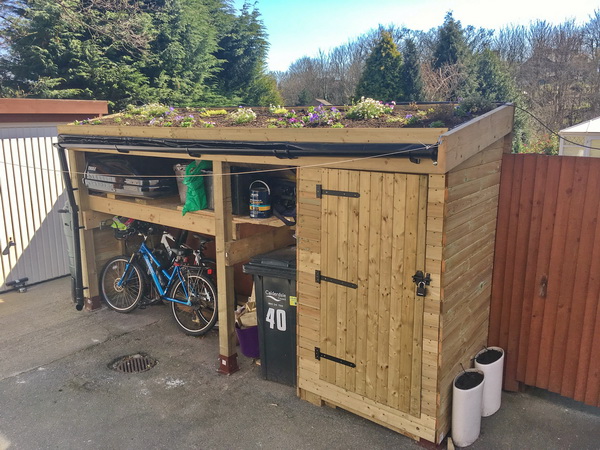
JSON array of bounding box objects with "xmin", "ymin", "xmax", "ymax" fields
[{"xmin": 57, "ymin": 104, "xmax": 514, "ymax": 444}]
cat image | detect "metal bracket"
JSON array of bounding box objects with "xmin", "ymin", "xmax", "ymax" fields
[
  {"xmin": 315, "ymin": 270, "xmax": 358, "ymax": 289},
  {"xmin": 316, "ymin": 184, "xmax": 360, "ymax": 199},
  {"xmin": 315, "ymin": 347, "xmax": 356, "ymax": 368}
]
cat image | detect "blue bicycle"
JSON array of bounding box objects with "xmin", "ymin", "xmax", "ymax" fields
[{"xmin": 99, "ymin": 221, "xmax": 218, "ymax": 336}]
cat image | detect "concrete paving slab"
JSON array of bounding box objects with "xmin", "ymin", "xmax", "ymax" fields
[{"xmin": 0, "ymin": 277, "xmax": 599, "ymax": 449}]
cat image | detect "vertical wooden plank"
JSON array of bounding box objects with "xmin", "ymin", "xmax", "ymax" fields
[
  {"xmin": 525, "ymin": 156, "xmax": 562, "ymax": 386},
  {"xmin": 536, "ymin": 157, "xmax": 576, "ymax": 389},
  {"xmin": 319, "ymin": 169, "xmax": 330, "ymax": 382},
  {"xmin": 336, "ymin": 170, "xmax": 350, "ymax": 387},
  {"xmin": 505, "ymin": 154, "xmax": 536, "ymax": 390},
  {"xmin": 354, "ymin": 171, "xmax": 371, "ymax": 397},
  {"xmin": 398, "ymin": 174, "xmax": 419, "ymax": 412},
  {"xmin": 498, "ymin": 155, "xmax": 523, "ymax": 390},
  {"xmin": 345, "ymin": 170, "xmax": 360, "ymax": 392},
  {"xmin": 325, "ymin": 169, "xmax": 340, "ymax": 383},
  {"xmin": 410, "ymin": 175, "xmax": 427, "ymax": 416},
  {"xmin": 516, "ymin": 155, "xmax": 548, "ymax": 381},
  {"xmin": 387, "ymin": 174, "xmax": 407, "ymax": 410},
  {"xmin": 574, "ymin": 249, "xmax": 600, "ymax": 403},
  {"xmin": 562, "ymin": 159, "xmax": 600, "ymax": 398},
  {"xmin": 375, "ymin": 173, "xmax": 394, "ymax": 404},
  {"xmin": 213, "ymin": 161, "xmax": 238, "ymax": 373},
  {"xmin": 68, "ymin": 150, "xmax": 100, "ymax": 305},
  {"xmin": 548, "ymin": 158, "xmax": 590, "ymax": 393},
  {"xmin": 489, "ymin": 155, "xmax": 514, "ymax": 346},
  {"xmin": 366, "ymin": 172, "xmax": 383, "ymax": 401},
  {"xmin": 574, "ymin": 163, "xmax": 600, "ymax": 402},
  {"xmin": 584, "ymin": 297, "xmax": 600, "ymax": 406}
]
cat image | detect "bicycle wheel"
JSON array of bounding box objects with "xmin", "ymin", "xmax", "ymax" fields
[
  {"xmin": 100, "ymin": 256, "xmax": 146, "ymax": 313},
  {"xmin": 170, "ymin": 268, "xmax": 218, "ymax": 336}
]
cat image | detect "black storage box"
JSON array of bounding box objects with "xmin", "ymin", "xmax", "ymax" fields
[
  {"xmin": 231, "ymin": 166, "xmax": 254, "ymax": 216},
  {"xmin": 243, "ymin": 246, "xmax": 297, "ymax": 386},
  {"xmin": 83, "ymin": 155, "xmax": 176, "ymax": 198}
]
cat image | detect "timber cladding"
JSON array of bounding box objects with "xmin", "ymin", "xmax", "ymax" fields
[
  {"xmin": 58, "ymin": 104, "xmax": 514, "ymax": 445},
  {"xmin": 296, "ymin": 135, "xmax": 507, "ymax": 444},
  {"xmin": 490, "ymin": 153, "xmax": 600, "ymax": 408}
]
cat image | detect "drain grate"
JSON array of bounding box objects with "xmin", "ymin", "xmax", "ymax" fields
[{"xmin": 110, "ymin": 353, "xmax": 157, "ymax": 373}]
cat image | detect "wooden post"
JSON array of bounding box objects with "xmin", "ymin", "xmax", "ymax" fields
[
  {"xmin": 213, "ymin": 161, "xmax": 239, "ymax": 374},
  {"xmin": 67, "ymin": 150, "xmax": 102, "ymax": 310}
]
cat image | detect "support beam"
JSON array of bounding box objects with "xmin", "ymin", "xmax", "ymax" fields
[{"xmin": 213, "ymin": 161, "xmax": 239, "ymax": 374}]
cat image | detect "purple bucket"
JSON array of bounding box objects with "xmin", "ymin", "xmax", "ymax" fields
[{"xmin": 236, "ymin": 325, "xmax": 260, "ymax": 358}]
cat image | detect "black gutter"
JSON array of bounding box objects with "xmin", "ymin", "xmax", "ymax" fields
[
  {"xmin": 58, "ymin": 135, "xmax": 438, "ymax": 164},
  {"xmin": 55, "ymin": 143, "xmax": 85, "ymax": 311}
]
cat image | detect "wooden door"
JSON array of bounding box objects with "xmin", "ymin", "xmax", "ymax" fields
[{"xmin": 318, "ymin": 169, "xmax": 427, "ymax": 416}]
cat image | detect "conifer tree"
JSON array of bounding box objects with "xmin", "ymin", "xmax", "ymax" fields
[
  {"xmin": 0, "ymin": 0, "xmax": 279, "ymax": 108},
  {"xmin": 214, "ymin": 2, "xmax": 281, "ymax": 105},
  {"xmin": 355, "ymin": 31, "xmax": 403, "ymax": 102},
  {"xmin": 433, "ymin": 12, "xmax": 469, "ymax": 69},
  {"xmin": 473, "ymin": 48, "xmax": 515, "ymax": 102},
  {"xmin": 400, "ymin": 38, "xmax": 424, "ymax": 101}
]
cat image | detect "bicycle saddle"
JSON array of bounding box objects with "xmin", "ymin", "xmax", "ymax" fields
[{"xmin": 193, "ymin": 234, "xmax": 214, "ymax": 245}]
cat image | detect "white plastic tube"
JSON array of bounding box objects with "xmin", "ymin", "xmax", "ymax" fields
[
  {"xmin": 474, "ymin": 346, "xmax": 505, "ymax": 417},
  {"xmin": 452, "ymin": 368, "xmax": 485, "ymax": 447}
]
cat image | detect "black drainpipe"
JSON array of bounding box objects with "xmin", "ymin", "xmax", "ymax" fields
[{"xmin": 55, "ymin": 143, "xmax": 85, "ymax": 311}]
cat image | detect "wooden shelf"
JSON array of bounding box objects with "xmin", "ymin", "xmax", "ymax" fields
[
  {"xmin": 86, "ymin": 193, "xmax": 290, "ymax": 234},
  {"xmin": 179, "ymin": 205, "xmax": 289, "ymax": 227},
  {"xmin": 87, "ymin": 193, "xmax": 216, "ymax": 235},
  {"xmin": 232, "ymin": 214, "xmax": 288, "ymax": 227}
]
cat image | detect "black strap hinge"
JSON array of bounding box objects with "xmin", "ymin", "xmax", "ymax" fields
[
  {"xmin": 315, "ymin": 347, "xmax": 356, "ymax": 368},
  {"xmin": 315, "ymin": 270, "xmax": 358, "ymax": 289},
  {"xmin": 316, "ymin": 184, "xmax": 360, "ymax": 199}
]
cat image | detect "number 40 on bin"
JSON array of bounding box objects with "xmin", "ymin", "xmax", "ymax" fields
[{"xmin": 265, "ymin": 307, "xmax": 286, "ymax": 331}]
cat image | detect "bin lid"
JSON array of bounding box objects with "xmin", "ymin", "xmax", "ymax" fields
[
  {"xmin": 250, "ymin": 246, "xmax": 296, "ymax": 268},
  {"xmin": 243, "ymin": 246, "xmax": 296, "ymax": 279}
]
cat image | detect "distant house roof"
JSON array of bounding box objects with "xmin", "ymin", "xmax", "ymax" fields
[
  {"xmin": 0, "ymin": 98, "xmax": 108, "ymax": 125},
  {"xmin": 310, "ymin": 98, "xmax": 332, "ymax": 106},
  {"xmin": 560, "ymin": 117, "xmax": 600, "ymax": 135}
]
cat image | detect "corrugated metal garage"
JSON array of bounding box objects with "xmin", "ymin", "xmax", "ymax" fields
[{"xmin": 0, "ymin": 99, "xmax": 107, "ymax": 292}]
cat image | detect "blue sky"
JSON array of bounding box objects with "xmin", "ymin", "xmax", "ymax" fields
[{"xmin": 233, "ymin": 0, "xmax": 599, "ymax": 72}]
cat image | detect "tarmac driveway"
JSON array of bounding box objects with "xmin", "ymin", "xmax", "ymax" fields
[{"xmin": 0, "ymin": 277, "xmax": 598, "ymax": 449}]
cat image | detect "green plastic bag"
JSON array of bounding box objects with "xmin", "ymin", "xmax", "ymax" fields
[{"xmin": 182, "ymin": 160, "xmax": 212, "ymax": 215}]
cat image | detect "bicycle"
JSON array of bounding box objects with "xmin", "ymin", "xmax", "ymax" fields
[
  {"xmin": 99, "ymin": 221, "xmax": 218, "ymax": 336},
  {"xmin": 159, "ymin": 229, "xmax": 217, "ymax": 284}
]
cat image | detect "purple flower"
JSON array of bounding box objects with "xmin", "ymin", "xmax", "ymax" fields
[{"xmin": 406, "ymin": 114, "xmax": 413, "ymax": 119}]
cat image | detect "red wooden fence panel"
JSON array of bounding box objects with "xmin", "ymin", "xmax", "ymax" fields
[{"xmin": 489, "ymin": 153, "xmax": 600, "ymax": 407}]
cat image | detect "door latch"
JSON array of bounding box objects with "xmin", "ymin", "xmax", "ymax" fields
[{"xmin": 412, "ymin": 270, "xmax": 431, "ymax": 297}]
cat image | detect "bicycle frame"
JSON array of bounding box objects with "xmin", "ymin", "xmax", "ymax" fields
[{"xmin": 118, "ymin": 240, "xmax": 191, "ymax": 306}]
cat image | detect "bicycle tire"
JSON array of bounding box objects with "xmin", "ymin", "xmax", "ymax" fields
[
  {"xmin": 169, "ymin": 268, "xmax": 218, "ymax": 336},
  {"xmin": 100, "ymin": 256, "xmax": 146, "ymax": 313}
]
